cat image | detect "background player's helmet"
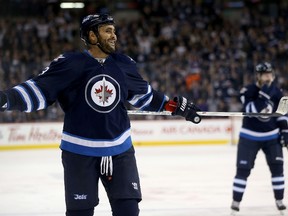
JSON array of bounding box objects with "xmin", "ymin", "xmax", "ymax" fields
[
  {"xmin": 255, "ymin": 62, "xmax": 273, "ymax": 74},
  {"xmin": 80, "ymin": 14, "xmax": 115, "ymax": 44}
]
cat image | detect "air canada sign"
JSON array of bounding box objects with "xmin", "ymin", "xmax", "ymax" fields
[
  {"xmin": 130, "ymin": 119, "xmax": 241, "ymax": 145},
  {"xmin": 161, "ymin": 125, "xmax": 227, "ymax": 134}
]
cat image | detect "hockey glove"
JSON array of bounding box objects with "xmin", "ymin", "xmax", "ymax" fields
[
  {"xmin": 165, "ymin": 96, "xmax": 201, "ymax": 124},
  {"xmin": 280, "ymin": 131, "xmax": 288, "ymax": 148},
  {"xmin": 259, "ymin": 83, "xmax": 277, "ymax": 100},
  {"xmin": 0, "ymin": 91, "xmax": 7, "ymax": 111}
]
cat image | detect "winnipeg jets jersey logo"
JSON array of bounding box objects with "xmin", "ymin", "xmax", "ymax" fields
[
  {"xmin": 85, "ymin": 74, "xmax": 120, "ymax": 113},
  {"xmin": 94, "ymin": 77, "xmax": 114, "ymax": 105}
]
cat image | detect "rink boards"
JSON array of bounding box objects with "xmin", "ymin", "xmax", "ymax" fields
[{"xmin": 0, "ymin": 118, "xmax": 242, "ymax": 150}]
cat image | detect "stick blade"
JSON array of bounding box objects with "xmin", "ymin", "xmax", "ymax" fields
[{"xmin": 276, "ymin": 96, "xmax": 288, "ymax": 115}]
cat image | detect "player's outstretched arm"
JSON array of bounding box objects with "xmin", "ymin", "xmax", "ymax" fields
[
  {"xmin": 164, "ymin": 96, "xmax": 201, "ymax": 124},
  {"xmin": 0, "ymin": 87, "xmax": 32, "ymax": 112},
  {"xmin": 0, "ymin": 91, "xmax": 7, "ymax": 111}
]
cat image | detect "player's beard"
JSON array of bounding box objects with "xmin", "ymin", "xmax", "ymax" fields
[{"xmin": 97, "ymin": 37, "xmax": 116, "ymax": 54}]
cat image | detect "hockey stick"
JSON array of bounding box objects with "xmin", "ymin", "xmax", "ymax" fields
[{"xmin": 127, "ymin": 96, "xmax": 288, "ymax": 117}]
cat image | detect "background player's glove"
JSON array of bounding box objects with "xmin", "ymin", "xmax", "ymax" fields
[
  {"xmin": 259, "ymin": 83, "xmax": 277, "ymax": 100},
  {"xmin": 165, "ymin": 96, "xmax": 201, "ymax": 124},
  {"xmin": 280, "ymin": 131, "xmax": 288, "ymax": 148},
  {"xmin": 0, "ymin": 91, "xmax": 7, "ymax": 111}
]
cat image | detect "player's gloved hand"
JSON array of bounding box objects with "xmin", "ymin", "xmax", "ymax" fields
[
  {"xmin": 280, "ymin": 131, "xmax": 288, "ymax": 148},
  {"xmin": 259, "ymin": 83, "xmax": 277, "ymax": 100},
  {"xmin": 166, "ymin": 96, "xmax": 201, "ymax": 124},
  {"xmin": 0, "ymin": 91, "xmax": 7, "ymax": 111}
]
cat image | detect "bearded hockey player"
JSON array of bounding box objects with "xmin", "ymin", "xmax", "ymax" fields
[{"xmin": 0, "ymin": 14, "xmax": 201, "ymax": 216}]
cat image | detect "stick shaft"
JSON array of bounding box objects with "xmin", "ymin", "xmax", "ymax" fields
[
  {"xmin": 127, "ymin": 96, "xmax": 288, "ymax": 117},
  {"xmin": 197, "ymin": 111, "xmax": 282, "ymax": 117},
  {"xmin": 127, "ymin": 110, "xmax": 283, "ymax": 117}
]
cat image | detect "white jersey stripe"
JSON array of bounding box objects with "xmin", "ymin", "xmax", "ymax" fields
[
  {"xmin": 234, "ymin": 178, "xmax": 246, "ymax": 185},
  {"xmin": 273, "ymin": 185, "xmax": 285, "ymax": 190},
  {"xmin": 139, "ymin": 94, "xmax": 153, "ymax": 109},
  {"xmin": 233, "ymin": 186, "xmax": 245, "ymax": 193},
  {"xmin": 129, "ymin": 85, "xmax": 152, "ymax": 105},
  {"xmin": 240, "ymin": 128, "xmax": 279, "ymax": 137},
  {"xmin": 26, "ymin": 80, "xmax": 46, "ymax": 110},
  {"xmin": 272, "ymin": 176, "xmax": 285, "ymax": 182},
  {"xmin": 13, "ymin": 86, "xmax": 33, "ymax": 112},
  {"xmin": 62, "ymin": 129, "xmax": 131, "ymax": 148}
]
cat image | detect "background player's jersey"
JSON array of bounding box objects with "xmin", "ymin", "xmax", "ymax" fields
[
  {"xmin": 3, "ymin": 51, "xmax": 167, "ymax": 156},
  {"xmin": 239, "ymin": 83, "xmax": 288, "ymax": 141}
]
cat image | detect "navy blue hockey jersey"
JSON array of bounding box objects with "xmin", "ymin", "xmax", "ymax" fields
[
  {"xmin": 239, "ymin": 83, "xmax": 288, "ymax": 141},
  {"xmin": 3, "ymin": 51, "xmax": 167, "ymax": 156}
]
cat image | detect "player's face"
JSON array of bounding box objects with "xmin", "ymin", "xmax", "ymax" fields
[
  {"xmin": 98, "ymin": 25, "xmax": 117, "ymax": 53},
  {"xmin": 257, "ymin": 72, "xmax": 274, "ymax": 87}
]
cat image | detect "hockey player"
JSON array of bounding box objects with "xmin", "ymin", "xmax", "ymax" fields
[
  {"xmin": 231, "ymin": 62, "xmax": 288, "ymax": 214},
  {"xmin": 0, "ymin": 14, "xmax": 201, "ymax": 216}
]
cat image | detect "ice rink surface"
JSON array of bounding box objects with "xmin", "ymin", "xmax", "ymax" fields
[{"xmin": 0, "ymin": 145, "xmax": 287, "ymax": 216}]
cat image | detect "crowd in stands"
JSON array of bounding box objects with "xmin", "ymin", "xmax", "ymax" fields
[{"xmin": 0, "ymin": 0, "xmax": 287, "ymax": 122}]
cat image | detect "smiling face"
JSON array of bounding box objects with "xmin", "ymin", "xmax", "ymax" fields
[
  {"xmin": 87, "ymin": 24, "xmax": 117, "ymax": 57},
  {"xmin": 96, "ymin": 24, "xmax": 117, "ymax": 53}
]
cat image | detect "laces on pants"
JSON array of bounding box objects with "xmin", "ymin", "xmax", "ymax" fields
[{"xmin": 100, "ymin": 156, "xmax": 113, "ymax": 180}]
